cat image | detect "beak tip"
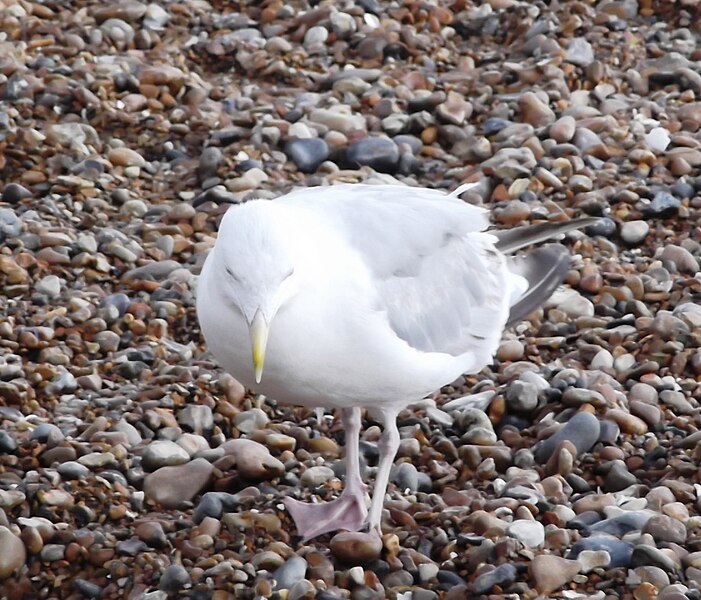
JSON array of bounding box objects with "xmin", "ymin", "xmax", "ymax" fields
[{"xmin": 249, "ymin": 309, "xmax": 269, "ymax": 386}]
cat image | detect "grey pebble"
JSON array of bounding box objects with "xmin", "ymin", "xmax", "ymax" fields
[
  {"xmin": 0, "ymin": 208, "xmax": 22, "ymax": 240},
  {"xmin": 585, "ymin": 216, "xmax": 616, "ymax": 237},
  {"xmin": 661, "ymin": 245, "xmax": 698, "ymax": 274},
  {"xmin": 40, "ymin": 544, "xmax": 66, "ymax": 562},
  {"xmin": 57, "ymin": 461, "xmax": 91, "ymax": 480},
  {"xmin": 534, "ymin": 411, "xmax": 600, "ymax": 463},
  {"xmin": 643, "ymin": 514, "xmax": 687, "ymax": 545},
  {"xmin": 285, "ymin": 138, "xmax": 330, "ymax": 173},
  {"xmin": 122, "ymin": 260, "xmax": 181, "ymax": 282},
  {"xmin": 30, "ymin": 423, "xmax": 64, "ymax": 443},
  {"xmin": 177, "ymin": 405, "xmax": 213, "ymax": 434},
  {"xmin": 274, "ymin": 556, "xmax": 308, "ymax": 590},
  {"xmin": 620, "ymin": 220, "xmax": 649, "ymax": 245},
  {"xmin": 345, "ymin": 137, "xmax": 400, "ymax": 173},
  {"xmin": 141, "ymin": 440, "xmax": 190, "ymax": 472},
  {"xmin": 505, "ymin": 380, "xmax": 538, "ymax": 413},
  {"xmin": 631, "ymin": 545, "xmax": 680, "ymax": 572},
  {"xmin": 94, "ymin": 331, "xmax": 121, "ymax": 352},
  {"xmin": 471, "ymin": 563, "xmax": 518, "ymax": 595},
  {"xmin": 598, "ymin": 420, "xmax": 620, "ymax": 444},
  {"xmin": 233, "ymin": 408, "xmax": 269, "ymax": 433},
  {"xmin": 159, "ymin": 564, "xmax": 191, "ymax": 592},
  {"xmin": 566, "ymin": 37, "xmax": 594, "ymax": 65},
  {"xmin": 603, "ymin": 460, "xmax": 637, "ymax": 492},
  {"xmin": 194, "ymin": 492, "xmax": 240, "ymax": 524},
  {"xmin": 198, "ymin": 146, "xmax": 223, "ymax": 182},
  {"xmin": 391, "ymin": 462, "xmax": 419, "ymax": 493},
  {"xmin": 300, "ymin": 465, "xmax": 335, "ymax": 487},
  {"xmin": 1, "ymin": 183, "xmax": 31, "ymax": 203},
  {"xmin": 0, "ymin": 431, "xmax": 17, "ymax": 453},
  {"xmin": 73, "ymin": 579, "xmax": 103, "ymax": 598},
  {"xmin": 116, "ymin": 538, "xmax": 148, "ymax": 556},
  {"xmin": 458, "ymin": 407, "xmax": 497, "ymax": 445},
  {"xmin": 646, "ymin": 191, "xmax": 680, "ymax": 218},
  {"xmin": 35, "ymin": 275, "xmax": 61, "ymax": 298}
]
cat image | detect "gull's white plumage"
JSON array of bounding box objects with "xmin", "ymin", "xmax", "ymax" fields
[
  {"xmin": 198, "ymin": 185, "xmax": 526, "ymax": 406},
  {"xmin": 196, "ymin": 183, "xmax": 589, "ymax": 539}
]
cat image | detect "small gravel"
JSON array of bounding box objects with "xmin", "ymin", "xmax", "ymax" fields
[{"xmin": 1, "ymin": 1, "xmax": 701, "ymax": 598}]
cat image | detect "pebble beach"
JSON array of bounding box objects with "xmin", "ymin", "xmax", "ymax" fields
[{"xmin": 2, "ymin": 0, "xmax": 701, "ymax": 598}]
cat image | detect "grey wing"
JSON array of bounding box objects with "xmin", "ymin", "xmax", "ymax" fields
[
  {"xmin": 285, "ymin": 183, "xmax": 524, "ymax": 356},
  {"xmin": 378, "ymin": 232, "xmax": 526, "ymax": 356}
]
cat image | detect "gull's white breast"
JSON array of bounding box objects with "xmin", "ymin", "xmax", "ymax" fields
[{"xmin": 196, "ymin": 247, "xmax": 471, "ymax": 410}]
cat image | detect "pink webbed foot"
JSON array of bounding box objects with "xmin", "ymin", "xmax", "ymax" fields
[{"xmin": 283, "ymin": 489, "xmax": 368, "ymax": 541}]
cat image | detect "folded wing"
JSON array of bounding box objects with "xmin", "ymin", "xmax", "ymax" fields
[{"xmin": 284, "ymin": 184, "xmax": 591, "ymax": 357}]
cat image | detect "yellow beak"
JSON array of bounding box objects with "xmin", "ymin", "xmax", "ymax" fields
[{"xmin": 248, "ymin": 309, "xmax": 269, "ymax": 384}]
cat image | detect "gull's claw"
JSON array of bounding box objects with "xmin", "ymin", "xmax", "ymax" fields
[{"xmin": 284, "ymin": 489, "xmax": 368, "ymax": 541}]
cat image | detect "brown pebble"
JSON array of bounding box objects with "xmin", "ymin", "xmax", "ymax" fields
[
  {"xmin": 519, "ymin": 91, "xmax": 556, "ymax": 127},
  {"xmin": 107, "ymin": 147, "xmax": 147, "ymax": 167},
  {"xmin": 330, "ymin": 532, "xmax": 382, "ymax": 565},
  {"xmin": 606, "ymin": 409, "xmax": 648, "ymax": 435},
  {"xmin": 143, "ymin": 458, "xmax": 213, "ymax": 509},
  {"xmin": 530, "ymin": 554, "xmax": 580, "ymax": 593},
  {"xmin": 550, "ymin": 115, "xmax": 576, "ymax": 142},
  {"xmin": 219, "ymin": 439, "xmax": 285, "ymax": 480},
  {"xmin": 20, "ymin": 527, "xmax": 43, "ymax": 555},
  {"xmin": 308, "ymin": 436, "xmax": 340, "ymax": 457},
  {"xmin": 497, "ymin": 340, "xmax": 525, "ymax": 361}
]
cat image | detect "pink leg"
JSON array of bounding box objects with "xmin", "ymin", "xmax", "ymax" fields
[
  {"xmin": 284, "ymin": 406, "xmax": 368, "ymax": 540},
  {"xmin": 365, "ymin": 408, "xmax": 400, "ymax": 535}
]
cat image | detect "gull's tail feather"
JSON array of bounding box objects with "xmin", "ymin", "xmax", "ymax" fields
[
  {"xmin": 505, "ymin": 245, "xmax": 570, "ymax": 328},
  {"xmin": 494, "ymin": 217, "xmax": 600, "ymax": 254}
]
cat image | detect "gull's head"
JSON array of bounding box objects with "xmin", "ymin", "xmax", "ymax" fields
[{"xmin": 215, "ymin": 201, "xmax": 300, "ymax": 384}]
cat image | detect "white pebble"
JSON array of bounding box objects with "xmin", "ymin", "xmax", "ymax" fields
[{"xmin": 645, "ymin": 127, "xmax": 671, "ymax": 152}]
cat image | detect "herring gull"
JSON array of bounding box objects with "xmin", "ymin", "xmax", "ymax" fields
[{"xmin": 195, "ymin": 183, "xmax": 595, "ymax": 540}]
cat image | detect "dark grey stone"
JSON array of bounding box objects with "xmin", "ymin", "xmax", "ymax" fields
[
  {"xmin": 2, "ymin": 183, "xmax": 31, "ymax": 204},
  {"xmin": 603, "ymin": 460, "xmax": 637, "ymax": 492},
  {"xmin": 646, "ymin": 191, "xmax": 680, "ymax": 218},
  {"xmin": 0, "ymin": 431, "xmax": 17, "ymax": 453},
  {"xmin": 30, "ymin": 423, "xmax": 64, "ymax": 443},
  {"xmin": 73, "ymin": 579, "xmax": 103, "ymax": 598},
  {"xmin": 471, "ymin": 563, "xmax": 518, "ymax": 594},
  {"xmin": 345, "ymin": 137, "xmax": 400, "ymax": 173},
  {"xmin": 159, "ymin": 564, "xmax": 191, "ymax": 592},
  {"xmin": 631, "ymin": 545, "xmax": 680, "ymax": 573},
  {"xmin": 534, "ymin": 411, "xmax": 600, "ymax": 463},
  {"xmin": 392, "ymin": 462, "xmax": 419, "ymax": 493},
  {"xmin": 585, "ymin": 216, "xmax": 616, "ymax": 237},
  {"xmin": 482, "ymin": 118, "xmax": 512, "ymax": 136},
  {"xmin": 198, "ymin": 146, "xmax": 223, "ymax": 182}
]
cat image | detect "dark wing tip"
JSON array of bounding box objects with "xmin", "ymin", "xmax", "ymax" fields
[
  {"xmin": 494, "ymin": 217, "xmax": 602, "ymax": 254},
  {"xmin": 505, "ymin": 245, "xmax": 571, "ymax": 328}
]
